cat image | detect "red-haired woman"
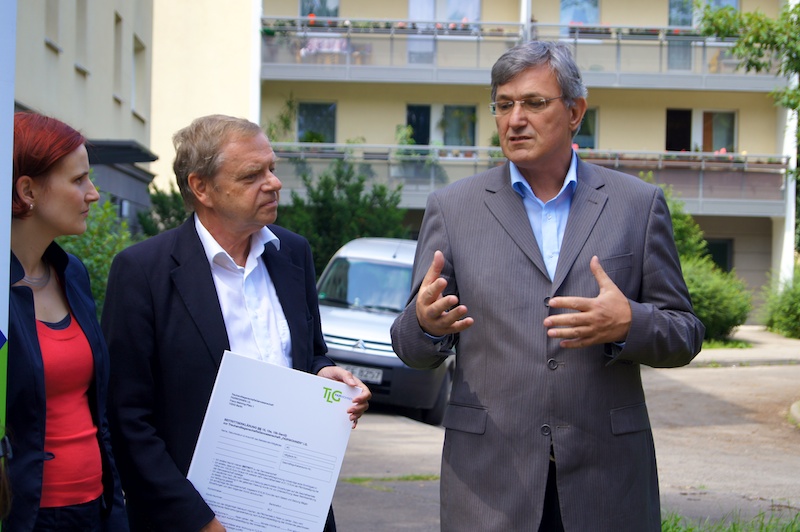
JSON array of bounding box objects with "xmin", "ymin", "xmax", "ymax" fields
[{"xmin": 6, "ymin": 112, "xmax": 128, "ymax": 531}]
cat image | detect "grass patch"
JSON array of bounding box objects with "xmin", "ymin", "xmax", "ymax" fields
[
  {"xmin": 341, "ymin": 474, "xmax": 440, "ymax": 492},
  {"xmin": 702, "ymin": 338, "xmax": 752, "ymax": 349},
  {"xmin": 343, "ymin": 474, "xmax": 439, "ymax": 484},
  {"xmin": 662, "ymin": 511, "xmax": 800, "ymax": 531}
]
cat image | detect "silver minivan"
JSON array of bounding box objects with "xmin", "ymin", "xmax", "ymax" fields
[{"xmin": 317, "ymin": 238, "xmax": 453, "ymax": 425}]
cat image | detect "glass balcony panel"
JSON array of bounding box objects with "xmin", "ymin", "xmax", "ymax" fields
[{"xmin": 263, "ymin": 18, "xmax": 781, "ymax": 88}]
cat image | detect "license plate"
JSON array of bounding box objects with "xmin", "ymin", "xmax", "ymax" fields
[{"xmin": 341, "ymin": 364, "xmax": 383, "ymax": 384}]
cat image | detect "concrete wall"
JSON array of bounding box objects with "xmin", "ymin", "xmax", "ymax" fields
[{"xmin": 695, "ymin": 215, "xmax": 775, "ymax": 322}]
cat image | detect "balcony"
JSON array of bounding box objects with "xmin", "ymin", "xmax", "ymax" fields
[
  {"xmin": 271, "ymin": 142, "xmax": 789, "ymax": 217},
  {"xmin": 261, "ymin": 17, "xmax": 783, "ymax": 91}
]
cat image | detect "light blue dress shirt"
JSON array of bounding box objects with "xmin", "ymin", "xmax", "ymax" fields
[{"xmin": 510, "ymin": 152, "xmax": 578, "ymax": 281}]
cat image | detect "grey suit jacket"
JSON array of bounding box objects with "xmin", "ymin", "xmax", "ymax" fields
[{"xmin": 391, "ymin": 160, "xmax": 705, "ymax": 531}]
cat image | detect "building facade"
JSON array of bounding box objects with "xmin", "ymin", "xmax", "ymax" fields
[
  {"xmin": 15, "ymin": 0, "xmax": 155, "ymax": 231},
  {"xmin": 261, "ymin": 0, "xmax": 796, "ymax": 322}
]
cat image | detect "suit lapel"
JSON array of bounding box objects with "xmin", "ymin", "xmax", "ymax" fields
[
  {"xmin": 552, "ymin": 161, "xmax": 608, "ymax": 292},
  {"xmin": 262, "ymin": 240, "xmax": 306, "ymax": 371},
  {"xmin": 484, "ymin": 165, "xmax": 550, "ymax": 280},
  {"xmin": 170, "ymin": 220, "xmax": 230, "ymax": 369}
]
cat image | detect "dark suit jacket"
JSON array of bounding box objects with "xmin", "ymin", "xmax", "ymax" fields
[
  {"xmin": 6, "ymin": 243, "xmax": 128, "ymax": 532},
  {"xmin": 102, "ymin": 218, "xmax": 336, "ymax": 531},
  {"xmin": 391, "ymin": 160, "xmax": 705, "ymax": 531}
]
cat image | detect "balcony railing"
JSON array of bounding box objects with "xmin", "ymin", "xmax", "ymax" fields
[
  {"xmin": 271, "ymin": 142, "xmax": 789, "ymax": 215},
  {"xmin": 262, "ymin": 17, "xmax": 782, "ymax": 85}
]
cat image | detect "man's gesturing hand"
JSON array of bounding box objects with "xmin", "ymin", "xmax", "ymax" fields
[
  {"xmin": 415, "ymin": 250, "xmax": 474, "ymax": 337},
  {"xmin": 543, "ymin": 256, "xmax": 631, "ymax": 348}
]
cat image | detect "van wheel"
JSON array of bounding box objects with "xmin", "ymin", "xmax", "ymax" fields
[{"xmin": 421, "ymin": 367, "xmax": 452, "ymax": 426}]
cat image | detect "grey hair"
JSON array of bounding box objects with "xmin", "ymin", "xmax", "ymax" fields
[
  {"xmin": 491, "ymin": 40, "xmax": 588, "ymax": 108},
  {"xmin": 172, "ymin": 114, "xmax": 264, "ymax": 211}
]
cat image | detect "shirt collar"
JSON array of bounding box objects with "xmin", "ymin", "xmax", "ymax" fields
[
  {"xmin": 510, "ymin": 151, "xmax": 578, "ymax": 201},
  {"xmin": 194, "ymin": 214, "xmax": 280, "ymax": 272}
]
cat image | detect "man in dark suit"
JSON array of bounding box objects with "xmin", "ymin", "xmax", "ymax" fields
[
  {"xmin": 391, "ymin": 41, "xmax": 705, "ymax": 531},
  {"xmin": 102, "ymin": 115, "xmax": 370, "ymax": 532}
]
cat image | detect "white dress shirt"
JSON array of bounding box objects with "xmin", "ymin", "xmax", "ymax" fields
[{"xmin": 194, "ymin": 215, "xmax": 292, "ymax": 367}]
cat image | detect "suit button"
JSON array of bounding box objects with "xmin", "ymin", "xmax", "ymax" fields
[
  {"xmin": 543, "ymin": 296, "xmax": 551, "ymax": 307},
  {"xmin": 540, "ymin": 424, "xmax": 551, "ymax": 436},
  {"xmin": 547, "ymin": 358, "xmax": 558, "ymax": 370}
]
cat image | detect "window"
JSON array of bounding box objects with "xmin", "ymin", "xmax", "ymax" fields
[
  {"xmin": 406, "ymin": 104, "xmax": 476, "ymax": 149},
  {"xmin": 407, "ymin": 0, "xmax": 482, "ymax": 63},
  {"xmin": 132, "ymin": 35, "xmax": 148, "ymax": 118},
  {"xmin": 75, "ymin": 0, "xmax": 88, "ymax": 69},
  {"xmin": 666, "ymin": 109, "xmax": 692, "ymax": 151},
  {"xmin": 443, "ymin": 0, "xmax": 481, "ymax": 25},
  {"xmin": 407, "ymin": 105, "xmax": 432, "ymax": 146},
  {"xmin": 441, "ymin": 106, "xmax": 476, "ymax": 147},
  {"xmin": 667, "ymin": 0, "xmax": 693, "ymax": 70},
  {"xmin": 408, "ymin": 0, "xmax": 481, "ymax": 24},
  {"xmin": 45, "ymin": 0, "xmax": 60, "ymax": 51},
  {"xmin": 561, "ymin": 0, "xmax": 599, "ymax": 26},
  {"xmin": 707, "ymin": 0, "xmax": 738, "ymax": 8},
  {"xmin": 297, "ymin": 103, "xmax": 336, "ymax": 143},
  {"xmin": 574, "ymin": 108, "xmax": 597, "ymax": 149},
  {"xmin": 703, "ymin": 111, "xmax": 735, "ymax": 152},
  {"xmin": 665, "ymin": 109, "xmax": 735, "ymax": 152},
  {"xmin": 113, "ymin": 13, "xmax": 123, "ymax": 101},
  {"xmin": 707, "ymin": 239, "xmax": 733, "ymax": 272},
  {"xmin": 301, "ymin": 0, "xmax": 339, "ymax": 17}
]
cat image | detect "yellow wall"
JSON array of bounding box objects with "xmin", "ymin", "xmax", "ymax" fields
[
  {"xmin": 264, "ymin": 82, "xmax": 782, "ymax": 155},
  {"xmin": 263, "ymin": 0, "xmax": 296, "ymax": 18},
  {"xmin": 15, "ymin": 0, "xmax": 152, "ymax": 144},
  {"xmin": 262, "ymin": 81, "xmax": 497, "ymax": 146},
  {"xmin": 591, "ymin": 89, "xmax": 779, "ymax": 154},
  {"xmin": 149, "ymin": 0, "xmax": 261, "ymax": 190},
  {"xmin": 341, "ymin": 0, "xmax": 408, "ymax": 21}
]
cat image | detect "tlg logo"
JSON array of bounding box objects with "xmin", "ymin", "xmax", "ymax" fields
[{"xmin": 323, "ymin": 387, "xmax": 343, "ymax": 403}]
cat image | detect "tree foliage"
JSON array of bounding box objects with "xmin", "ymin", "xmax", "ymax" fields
[
  {"xmin": 58, "ymin": 199, "xmax": 134, "ymax": 318},
  {"xmin": 264, "ymin": 95, "xmax": 297, "ymax": 142},
  {"xmin": 277, "ymin": 158, "xmax": 409, "ymax": 275},
  {"xmin": 763, "ymin": 264, "xmax": 800, "ymax": 338},
  {"xmin": 699, "ymin": 3, "xmax": 800, "ymax": 121},
  {"xmin": 137, "ymin": 184, "xmax": 188, "ymax": 237},
  {"xmin": 700, "ymin": 3, "xmax": 800, "ymax": 251}
]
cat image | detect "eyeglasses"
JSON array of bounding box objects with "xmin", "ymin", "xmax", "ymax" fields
[{"xmin": 489, "ymin": 96, "xmax": 564, "ymax": 116}]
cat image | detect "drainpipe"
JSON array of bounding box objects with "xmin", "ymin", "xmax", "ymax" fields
[{"xmin": 521, "ymin": 0, "xmax": 531, "ymax": 42}]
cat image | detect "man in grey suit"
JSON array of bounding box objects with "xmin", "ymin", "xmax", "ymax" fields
[{"xmin": 391, "ymin": 41, "xmax": 705, "ymax": 531}]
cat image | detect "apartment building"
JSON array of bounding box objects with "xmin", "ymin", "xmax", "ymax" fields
[
  {"xmin": 14, "ymin": 0, "xmax": 155, "ymax": 230},
  {"xmin": 261, "ymin": 0, "xmax": 796, "ymax": 320}
]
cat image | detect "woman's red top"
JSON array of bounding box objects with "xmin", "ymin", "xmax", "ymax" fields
[{"xmin": 37, "ymin": 314, "xmax": 103, "ymax": 507}]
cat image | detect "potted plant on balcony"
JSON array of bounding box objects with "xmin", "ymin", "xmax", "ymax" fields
[
  {"xmin": 438, "ymin": 108, "xmax": 476, "ymax": 158},
  {"xmin": 391, "ymin": 125, "xmax": 447, "ymax": 183},
  {"xmin": 627, "ymin": 27, "xmax": 661, "ymax": 38},
  {"xmin": 568, "ymin": 23, "xmax": 612, "ymax": 38},
  {"xmin": 488, "ymin": 131, "xmax": 506, "ymax": 166}
]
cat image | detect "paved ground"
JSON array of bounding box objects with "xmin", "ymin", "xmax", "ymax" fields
[{"xmin": 333, "ymin": 326, "xmax": 800, "ymax": 530}]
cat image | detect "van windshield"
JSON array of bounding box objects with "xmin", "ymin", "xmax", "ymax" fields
[{"xmin": 318, "ymin": 258, "xmax": 412, "ymax": 313}]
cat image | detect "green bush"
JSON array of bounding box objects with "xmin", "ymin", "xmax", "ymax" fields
[
  {"xmin": 58, "ymin": 199, "xmax": 133, "ymax": 318},
  {"xmin": 763, "ymin": 265, "xmax": 800, "ymax": 338},
  {"xmin": 137, "ymin": 184, "xmax": 188, "ymax": 237},
  {"xmin": 682, "ymin": 255, "xmax": 752, "ymax": 341},
  {"xmin": 278, "ymin": 158, "xmax": 409, "ymax": 274}
]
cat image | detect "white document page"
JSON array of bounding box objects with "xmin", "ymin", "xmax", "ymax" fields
[{"xmin": 187, "ymin": 351, "xmax": 358, "ymax": 532}]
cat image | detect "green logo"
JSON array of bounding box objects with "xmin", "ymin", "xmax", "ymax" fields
[{"xmin": 323, "ymin": 387, "xmax": 342, "ymax": 403}]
